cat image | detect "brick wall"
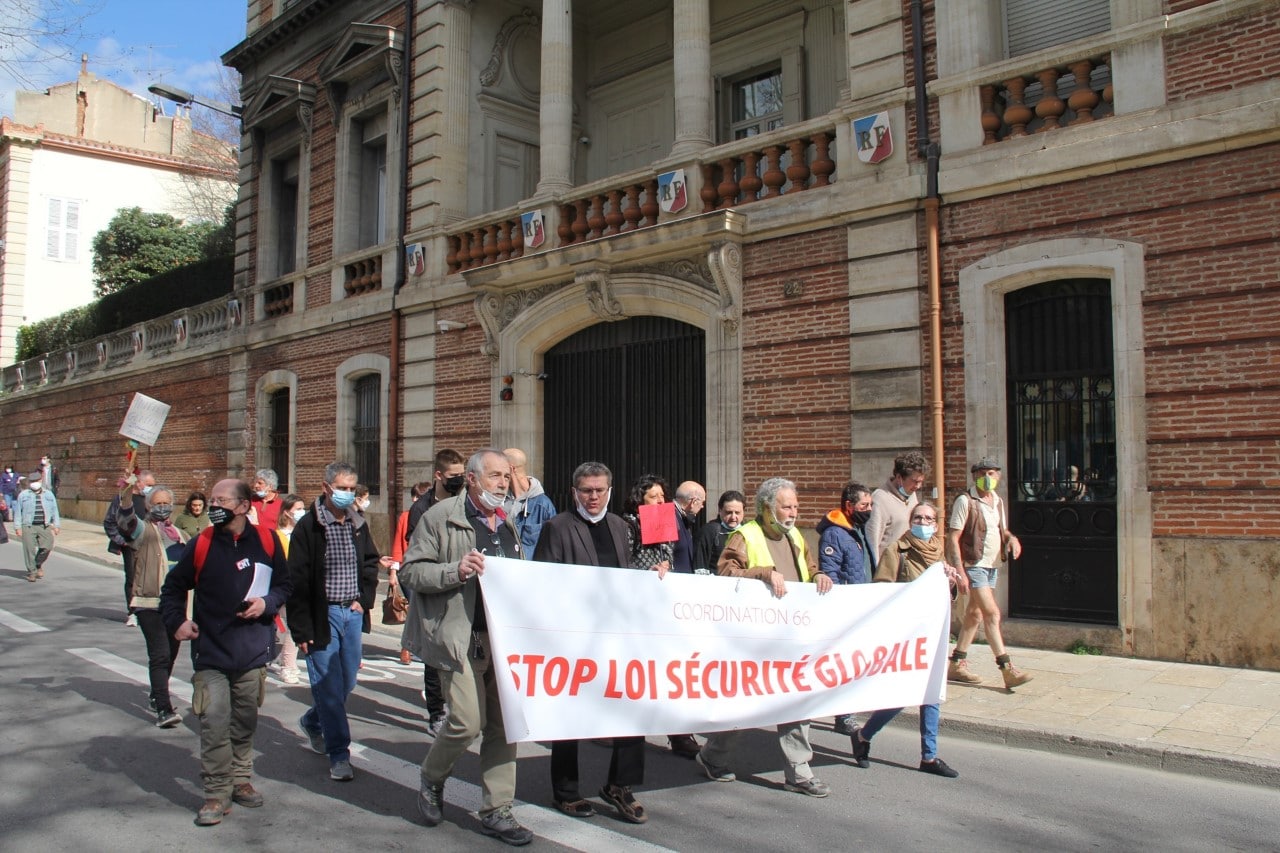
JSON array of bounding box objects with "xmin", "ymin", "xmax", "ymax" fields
[{"xmin": 1165, "ymin": 4, "xmax": 1280, "ymax": 102}]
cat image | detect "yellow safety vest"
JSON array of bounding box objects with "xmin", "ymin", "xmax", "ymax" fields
[{"xmin": 736, "ymin": 520, "xmax": 811, "ymax": 583}]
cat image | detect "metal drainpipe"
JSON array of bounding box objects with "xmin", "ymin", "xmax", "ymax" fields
[
  {"xmin": 387, "ymin": 0, "xmax": 414, "ymax": 529},
  {"xmin": 912, "ymin": 0, "xmax": 947, "ymax": 511}
]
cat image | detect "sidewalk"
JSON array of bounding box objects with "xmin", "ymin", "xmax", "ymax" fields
[{"xmin": 46, "ymin": 516, "xmax": 1280, "ymax": 786}]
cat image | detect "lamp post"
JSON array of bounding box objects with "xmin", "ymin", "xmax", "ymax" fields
[{"xmin": 148, "ymin": 83, "xmax": 243, "ymax": 122}]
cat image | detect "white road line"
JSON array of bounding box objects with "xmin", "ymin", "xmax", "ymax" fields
[
  {"xmin": 70, "ymin": 647, "xmax": 676, "ymax": 852},
  {"xmin": 0, "ymin": 607, "xmax": 51, "ymax": 633}
]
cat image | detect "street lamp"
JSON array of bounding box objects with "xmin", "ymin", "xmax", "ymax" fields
[{"xmin": 148, "ymin": 82, "xmax": 243, "ymax": 120}]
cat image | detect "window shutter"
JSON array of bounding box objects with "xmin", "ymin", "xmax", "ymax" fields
[
  {"xmin": 64, "ymin": 201, "xmax": 80, "ymax": 261},
  {"xmin": 1004, "ymin": 0, "xmax": 1110, "ymax": 57},
  {"xmin": 46, "ymin": 198, "xmax": 62, "ymax": 258}
]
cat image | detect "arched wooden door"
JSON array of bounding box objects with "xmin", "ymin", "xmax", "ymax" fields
[{"xmin": 542, "ymin": 317, "xmax": 705, "ymax": 513}]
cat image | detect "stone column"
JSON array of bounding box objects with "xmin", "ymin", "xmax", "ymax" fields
[
  {"xmin": 535, "ymin": 0, "xmax": 573, "ymax": 196},
  {"xmin": 435, "ymin": 0, "xmax": 474, "ymax": 224},
  {"xmin": 671, "ymin": 0, "xmax": 712, "ymax": 156}
]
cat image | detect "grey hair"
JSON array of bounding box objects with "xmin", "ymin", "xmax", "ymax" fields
[
  {"xmin": 145, "ymin": 486, "xmax": 174, "ymax": 508},
  {"xmin": 467, "ymin": 448, "xmax": 508, "ymax": 477},
  {"xmin": 755, "ymin": 477, "xmax": 796, "ymax": 517},
  {"xmin": 323, "ymin": 461, "xmax": 358, "ymax": 485},
  {"xmin": 572, "ymin": 461, "xmax": 613, "ymax": 487},
  {"xmin": 254, "ymin": 468, "xmax": 279, "ymax": 490}
]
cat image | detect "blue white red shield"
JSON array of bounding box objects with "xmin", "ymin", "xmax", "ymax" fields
[
  {"xmin": 853, "ymin": 111, "xmax": 893, "ymax": 164},
  {"xmin": 657, "ymin": 169, "xmax": 687, "ymax": 214}
]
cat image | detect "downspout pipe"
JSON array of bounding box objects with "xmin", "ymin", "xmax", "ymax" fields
[
  {"xmin": 388, "ymin": 0, "xmax": 414, "ymax": 532},
  {"xmin": 912, "ymin": 0, "xmax": 947, "ymax": 511}
]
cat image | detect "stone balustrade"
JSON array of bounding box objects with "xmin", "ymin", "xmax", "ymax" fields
[
  {"xmin": 981, "ymin": 54, "xmax": 1113, "ymax": 143},
  {"xmin": 445, "ymin": 121, "xmax": 839, "ymax": 274},
  {"xmin": 343, "ymin": 254, "xmax": 383, "ymax": 296},
  {"xmin": 262, "ymin": 282, "xmax": 295, "ymax": 317},
  {"xmin": 1, "ymin": 298, "xmax": 237, "ymax": 395}
]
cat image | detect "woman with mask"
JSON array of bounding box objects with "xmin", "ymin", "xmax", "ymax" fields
[
  {"xmin": 816, "ymin": 482, "xmax": 874, "ymax": 735},
  {"xmin": 693, "ymin": 490, "xmax": 746, "ymax": 574},
  {"xmin": 173, "ymin": 491, "xmax": 211, "ymax": 539},
  {"xmin": 116, "ymin": 484, "xmax": 187, "ymax": 727},
  {"xmin": 269, "ymin": 494, "xmax": 306, "ymax": 684},
  {"xmin": 848, "ymin": 502, "xmax": 968, "ymax": 778}
]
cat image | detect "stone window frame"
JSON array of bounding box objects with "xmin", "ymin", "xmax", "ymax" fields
[
  {"xmin": 255, "ymin": 369, "xmax": 298, "ymax": 492},
  {"xmin": 334, "ymin": 353, "xmax": 390, "ymax": 509},
  {"xmin": 710, "ymin": 14, "xmax": 806, "ymax": 145}
]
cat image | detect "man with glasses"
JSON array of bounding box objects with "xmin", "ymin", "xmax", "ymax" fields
[
  {"xmin": 534, "ymin": 461, "xmax": 653, "ymax": 823},
  {"xmin": 400, "ymin": 448, "xmax": 532, "ymax": 845},
  {"xmin": 287, "ymin": 461, "xmax": 388, "ymax": 783},
  {"xmin": 160, "ymin": 479, "xmax": 291, "ymax": 825},
  {"xmin": 865, "ymin": 451, "xmax": 929, "ymax": 565},
  {"xmin": 849, "ymin": 501, "xmax": 964, "ymax": 779}
]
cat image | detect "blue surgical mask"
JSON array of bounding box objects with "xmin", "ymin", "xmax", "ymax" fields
[
  {"xmin": 896, "ymin": 484, "xmax": 910, "ymax": 499},
  {"xmin": 329, "ymin": 488, "xmax": 356, "ymax": 510},
  {"xmin": 910, "ymin": 524, "xmax": 936, "ymax": 540},
  {"xmin": 142, "ymin": 485, "xmax": 155, "ymax": 497}
]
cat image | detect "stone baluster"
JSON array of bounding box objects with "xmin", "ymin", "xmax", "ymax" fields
[
  {"xmin": 1067, "ymin": 59, "xmax": 1099, "ymax": 123},
  {"xmin": 511, "ymin": 217, "xmax": 525, "ymax": 258},
  {"xmin": 1003, "ymin": 77, "xmax": 1032, "ymax": 137},
  {"xmin": 761, "ymin": 146, "xmax": 786, "ymax": 198},
  {"xmin": 980, "ymin": 84, "xmax": 1001, "ymax": 144},
  {"xmin": 446, "ymin": 235, "xmax": 459, "ymax": 272},
  {"xmin": 699, "ymin": 163, "xmax": 718, "ymax": 212},
  {"xmin": 623, "ymin": 184, "xmax": 642, "ymax": 231},
  {"xmin": 483, "ymin": 224, "xmax": 499, "ymax": 264},
  {"xmin": 605, "ymin": 189, "xmax": 624, "ymax": 235},
  {"xmin": 642, "ymin": 178, "xmax": 660, "ymax": 226},
  {"xmin": 456, "ymin": 231, "xmax": 471, "ymax": 270},
  {"xmin": 785, "ymin": 138, "xmax": 811, "ymax": 192},
  {"xmin": 717, "ymin": 156, "xmax": 739, "ymax": 208},
  {"xmin": 1035, "ymin": 68, "xmax": 1064, "ymax": 132},
  {"xmin": 572, "ymin": 198, "xmax": 589, "ymax": 243},
  {"xmin": 470, "ymin": 228, "xmax": 485, "ymax": 267},
  {"xmin": 557, "ymin": 204, "xmax": 574, "ymax": 246},
  {"xmin": 811, "ymin": 132, "xmax": 835, "ymax": 186},
  {"xmin": 496, "ymin": 220, "xmax": 511, "ymax": 262},
  {"xmin": 587, "ymin": 194, "xmax": 606, "ymax": 239}
]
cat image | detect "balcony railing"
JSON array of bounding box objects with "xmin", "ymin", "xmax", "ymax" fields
[
  {"xmin": 445, "ymin": 119, "xmax": 840, "ymax": 274},
  {"xmin": 981, "ymin": 54, "xmax": 1113, "ymax": 143},
  {"xmin": 344, "ymin": 253, "xmax": 383, "ymax": 296},
  {"xmin": 2, "ymin": 298, "xmax": 239, "ymax": 395}
]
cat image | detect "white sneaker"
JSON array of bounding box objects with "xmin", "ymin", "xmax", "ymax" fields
[
  {"xmin": 124, "ymin": 614, "xmax": 138, "ymax": 627},
  {"xmin": 282, "ymin": 668, "xmax": 300, "ymax": 684}
]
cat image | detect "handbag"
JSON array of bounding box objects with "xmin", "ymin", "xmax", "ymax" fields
[{"xmin": 381, "ymin": 584, "xmax": 408, "ymax": 625}]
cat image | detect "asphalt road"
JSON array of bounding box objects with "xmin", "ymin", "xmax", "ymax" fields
[{"xmin": 2, "ymin": 544, "xmax": 1279, "ymax": 852}]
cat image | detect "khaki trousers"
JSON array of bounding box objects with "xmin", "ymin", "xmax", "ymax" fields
[{"xmin": 192, "ymin": 667, "xmax": 265, "ymax": 799}]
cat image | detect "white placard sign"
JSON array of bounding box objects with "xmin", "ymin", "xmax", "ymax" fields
[{"xmin": 119, "ymin": 393, "xmax": 171, "ymax": 446}]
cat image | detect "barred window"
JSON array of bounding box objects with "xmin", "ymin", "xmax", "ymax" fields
[
  {"xmin": 353, "ymin": 374, "xmax": 380, "ymax": 494},
  {"xmin": 268, "ymin": 388, "xmax": 291, "ymax": 492}
]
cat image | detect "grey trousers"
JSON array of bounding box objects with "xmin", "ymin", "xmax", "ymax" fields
[
  {"xmin": 701, "ymin": 720, "xmax": 816, "ymax": 784},
  {"xmin": 420, "ymin": 633, "xmax": 516, "ymax": 817},
  {"xmin": 192, "ymin": 667, "xmax": 265, "ymax": 799},
  {"xmin": 21, "ymin": 524, "xmax": 55, "ymax": 576}
]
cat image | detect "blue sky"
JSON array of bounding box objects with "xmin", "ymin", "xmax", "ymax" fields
[{"xmin": 0, "ymin": 0, "xmax": 246, "ymax": 121}]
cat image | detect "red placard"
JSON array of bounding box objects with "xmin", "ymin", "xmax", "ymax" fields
[{"xmin": 638, "ymin": 502, "xmax": 678, "ymax": 545}]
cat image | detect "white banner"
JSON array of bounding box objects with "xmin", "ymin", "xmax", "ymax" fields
[{"xmin": 479, "ymin": 557, "xmax": 951, "ymax": 742}]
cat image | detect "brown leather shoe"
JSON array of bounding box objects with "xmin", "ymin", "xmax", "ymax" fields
[
  {"xmin": 1001, "ymin": 664, "xmax": 1033, "ymax": 689},
  {"xmin": 195, "ymin": 798, "xmax": 231, "ymax": 826},
  {"xmin": 232, "ymin": 783, "xmax": 264, "ymax": 808}
]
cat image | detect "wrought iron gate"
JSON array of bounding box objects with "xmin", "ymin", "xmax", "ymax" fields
[
  {"xmin": 542, "ymin": 317, "xmax": 705, "ymax": 513},
  {"xmin": 1005, "ymin": 279, "xmax": 1118, "ymax": 623}
]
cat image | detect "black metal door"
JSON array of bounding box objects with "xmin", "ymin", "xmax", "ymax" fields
[
  {"xmin": 542, "ymin": 317, "xmax": 705, "ymax": 513},
  {"xmin": 1005, "ymin": 280, "xmax": 1118, "ymax": 623}
]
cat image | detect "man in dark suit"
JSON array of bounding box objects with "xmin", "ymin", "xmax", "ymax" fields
[{"xmin": 533, "ymin": 460, "xmax": 651, "ymax": 824}]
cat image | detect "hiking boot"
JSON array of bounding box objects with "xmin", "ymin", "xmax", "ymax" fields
[
  {"xmin": 849, "ymin": 729, "xmax": 871, "ymax": 769},
  {"xmin": 695, "ymin": 751, "xmax": 735, "ymax": 782},
  {"xmin": 231, "ymin": 783, "xmax": 264, "ymax": 807},
  {"xmin": 948, "ymin": 658, "xmax": 983, "ymax": 685},
  {"xmin": 194, "ymin": 798, "xmax": 230, "ymax": 826},
  {"xmin": 919, "ymin": 758, "xmax": 959, "ymax": 778},
  {"xmin": 479, "ymin": 805, "xmax": 533, "ymax": 846},
  {"xmin": 668, "ymin": 734, "xmax": 699, "ymax": 759},
  {"xmin": 783, "ymin": 777, "xmax": 830, "ymax": 798},
  {"xmin": 1000, "ymin": 663, "xmax": 1034, "ymax": 689},
  {"xmin": 156, "ymin": 709, "xmax": 182, "ymax": 729},
  {"xmin": 600, "ymin": 784, "xmax": 648, "ymax": 824},
  {"xmin": 832, "ymin": 714, "xmax": 857, "ymax": 736},
  {"xmin": 418, "ymin": 781, "xmax": 444, "ymax": 826},
  {"xmin": 299, "ymin": 714, "xmax": 326, "ymax": 754}
]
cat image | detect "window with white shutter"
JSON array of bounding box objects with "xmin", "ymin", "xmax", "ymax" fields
[
  {"xmin": 1004, "ymin": 0, "xmax": 1110, "ymax": 57},
  {"xmin": 45, "ymin": 197, "xmax": 82, "ymax": 261}
]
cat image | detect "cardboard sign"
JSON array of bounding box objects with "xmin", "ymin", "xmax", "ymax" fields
[
  {"xmin": 119, "ymin": 393, "xmax": 171, "ymax": 446},
  {"xmin": 638, "ymin": 501, "xmax": 678, "ymax": 545}
]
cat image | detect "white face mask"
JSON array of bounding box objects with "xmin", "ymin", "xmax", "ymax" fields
[
  {"xmin": 356, "ymin": 498, "xmax": 370, "ymax": 511},
  {"xmin": 31, "ymin": 481, "xmax": 43, "ymax": 491},
  {"xmin": 478, "ymin": 489, "xmax": 506, "ymax": 511},
  {"xmin": 290, "ymin": 508, "xmax": 306, "ymax": 522}
]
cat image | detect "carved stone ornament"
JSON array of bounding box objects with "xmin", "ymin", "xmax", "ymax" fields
[
  {"xmin": 480, "ymin": 8, "xmax": 540, "ymax": 88},
  {"xmin": 474, "ymin": 281, "xmax": 571, "ymax": 359},
  {"xmin": 385, "ymin": 50, "xmax": 403, "ymax": 105},
  {"xmin": 707, "ymin": 242, "xmax": 743, "ymax": 334},
  {"xmin": 581, "ymin": 269, "xmax": 625, "ymax": 323},
  {"xmin": 298, "ymin": 103, "xmax": 314, "ymax": 149},
  {"xmin": 631, "ymin": 258, "xmax": 715, "ymax": 291}
]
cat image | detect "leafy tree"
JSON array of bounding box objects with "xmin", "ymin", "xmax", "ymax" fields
[{"xmin": 91, "ymin": 207, "xmax": 217, "ymax": 297}]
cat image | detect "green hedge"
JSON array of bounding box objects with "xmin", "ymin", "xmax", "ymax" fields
[{"xmin": 15, "ymin": 255, "xmax": 233, "ymax": 361}]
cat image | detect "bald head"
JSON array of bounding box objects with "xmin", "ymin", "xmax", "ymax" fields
[
  {"xmin": 674, "ymin": 480, "xmax": 706, "ymax": 516},
  {"xmin": 504, "ymin": 447, "xmax": 530, "ymax": 496}
]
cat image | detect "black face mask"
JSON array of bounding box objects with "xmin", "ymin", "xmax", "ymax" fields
[
  {"xmin": 207, "ymin": 505, "xmax": 233, "ymax": 527},
  {"xmin": 442, "ymin": 475, "xmax": 466, "ymax": 495},
  {"xmin": 851, "ymin": 509, "xmax": 872, "ymax": 527}
]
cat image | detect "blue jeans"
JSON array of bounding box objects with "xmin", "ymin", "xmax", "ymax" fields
[
  {"xmin": 300, "ymin": 604, "xmax": 364, "ymax": 763},
  {"xmin": 861, "ymin": 703, "xmax": 940, "ymax": 762}
]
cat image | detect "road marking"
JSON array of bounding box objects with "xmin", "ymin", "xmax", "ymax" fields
[
  {"xmin": 70, "ymin": 646, "xmax": 676, "ymax": 852},
  {"xmin": 0, "ymin": 607, "xmax": 51, "ymax": 633}
]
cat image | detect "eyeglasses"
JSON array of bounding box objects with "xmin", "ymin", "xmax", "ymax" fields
[
  {"xmin": 209, "ymin": 496, "xmax": 243, "ymax": 508},
  {"xmin": 911, "ymin": 516, "xmax": 937, "ymax": 524},
  {"xmin": 575, "ymin": 487, "xmax": 608, "ymax": 496}
]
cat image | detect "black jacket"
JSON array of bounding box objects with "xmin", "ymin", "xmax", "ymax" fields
[
  {"xmin": 159, "ymin": 523, "xmax": 290, "ymax": 672},
  {"xmin": 286, "ymin": 502, "xmax": 382, "ymax": 649}
]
